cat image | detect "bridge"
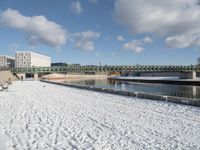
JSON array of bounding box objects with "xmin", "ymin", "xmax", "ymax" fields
[
  {"xmin": 11, "ymin": 65, "xmax": 199, "ymax": 74},
  {"xmin": 11, "ymin": 65, "xmax": 199, "ymax": 79}
]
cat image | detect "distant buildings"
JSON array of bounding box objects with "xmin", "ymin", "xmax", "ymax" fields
[
  {"xmin": 51, "ymin": 62, "xmax": 68, "ymax": 67},
  {"xmin": 0, "ymin": 55, "xmax": 15, "ymax": 69},
  {"xmin": 0, "ymin": 51, "xmax": 51, "ymax": 69},
  {"xmin": 70, "ymin": 64, "xmax": 81, "ymax": 67},
  {"xmin": 15, "ymin": 51, "xmax": 51, "ymax": 68}
]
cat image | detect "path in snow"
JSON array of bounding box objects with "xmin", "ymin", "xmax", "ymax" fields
[{"xmin": 0, "ymin": 81, "xmax": 200, "ymax": 149}]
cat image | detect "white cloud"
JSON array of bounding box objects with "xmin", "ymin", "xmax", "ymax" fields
[
  {"xmin": 0, "ymin": 8, "xmax": 67, "ymax": 48},
  {"xmin": 166, "ymin": 34, "xmax": 200, "ymax": 48},
  {"xmin": 143, "ymin": 36, "xmax": 153, "ymax": 44},
  {"xmin": 123, "ymin": 40, "xmax": 144, "ymax": 53},
  {"xmin": 70, "ymin": 1, "xmax": 83, "ymax": 14},
  {"xmin": 114, "ymin": 0, "xmax": 200, "ymax": 49},
  {"xmin": 114, "ymin": 0, "xmax": 200, "ymax": 36},
  {"xmin": 123, "ymin": 37, "xmax": 152, "ymax": 53},
  {"xmin": 74, "ymin": 30, "xmax": 100, "ymax": 51},
  {"xmin": 116, "ymin": 35, "xmax": 125, "ymax": 41}
]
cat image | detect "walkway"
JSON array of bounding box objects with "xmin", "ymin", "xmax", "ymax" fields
[{"xmin": 0, "ymin": 81, "xmax": 199, "ymax": 149}]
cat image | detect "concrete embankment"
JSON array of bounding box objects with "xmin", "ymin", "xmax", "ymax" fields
[
  {"xmin": 109, "ymin": 77, "xmax": 200, "ymax": 86},
  {"xmin": 0, "ymin": 70, "xmax": 17, "ymax": 84},
  {"xmin": 40, "ymin": 80, "xmax": 200, "ymax": 107},
  {"xmin": 41, "ymin": 73, "xmax": 108, "ymax": 81}
]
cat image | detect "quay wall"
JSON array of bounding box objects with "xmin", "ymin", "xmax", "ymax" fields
[
  {"xmin": 109, "ymin": 77, "xmax": 200, "ymax": 86},
  {"xmin": 40, "ymin": 80, "xmax": 200, "ymax": 107},
  {"xmin": 123, "ymin": 72, "xmax": 196, "ymax": 79},
  {"xmin": 15, "ymin": 73, "xmax": 109, "ymax": 81},
  {"xmin": 40, "ymin": 73, "xmax": 109, "ymax": 80}
]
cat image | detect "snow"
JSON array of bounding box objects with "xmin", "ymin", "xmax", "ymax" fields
[
  {"xmin": 0, "ymin": 81, "xmax": 200, "ymax": 149},
  {"xmin": 113, "ymin": 76, "xmax": 180, "ymax": 80}
]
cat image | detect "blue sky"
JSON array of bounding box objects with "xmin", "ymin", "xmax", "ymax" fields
[{"xmin": 0, "ymin": 0, "xmax": 200, "ymax": 65}]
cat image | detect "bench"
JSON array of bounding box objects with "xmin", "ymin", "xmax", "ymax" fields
[
  {"xmin": 0, "ymin": 78, "xmax": 12, "ymax": 91},
  {"xmin": 0, "ymin": 84, "xmax": 8, "ymax": 91}
]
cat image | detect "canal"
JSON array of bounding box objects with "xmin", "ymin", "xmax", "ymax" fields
[{"xmin": 64, "ymin": 79, "xmax": 200, "ymax": 99}]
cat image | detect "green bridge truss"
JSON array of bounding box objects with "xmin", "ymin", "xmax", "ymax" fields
[{"xmin": 11, "ymin": 65, "xmax": 199, "ymax": 74}]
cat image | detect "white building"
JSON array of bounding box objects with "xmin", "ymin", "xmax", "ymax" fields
[
  {"xmin": 15, "ymin": 51, "xmax": 51, "ymax": 68},
  {"xmin": 0, "ymin": 55, "xmax": 15, "ymax": 69}
]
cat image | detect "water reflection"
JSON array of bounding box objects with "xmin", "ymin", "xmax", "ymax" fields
[{"xmin": 65, "ymin": 79, "xmax": 200, "ymax": 99}]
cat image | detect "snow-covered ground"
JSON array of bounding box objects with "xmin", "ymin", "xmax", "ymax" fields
[{"xmin": 0, "ymin": 81, "xmax": 200, "ymax": 149}]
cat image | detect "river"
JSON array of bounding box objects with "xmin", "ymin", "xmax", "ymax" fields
[{"xmin": 64, "ymin": 79, "xmax": 200, "ymax": 99}]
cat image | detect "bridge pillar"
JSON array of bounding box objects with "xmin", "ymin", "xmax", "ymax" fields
[
  {"xmin": 193, "ymin": 86, "xmax": 197, "ymax": 97},
  {"xmin": 192, "ymin": 71, "xmax": 196, "ymax": 79},
  {"xmin": 34, "ymin": 73, "xmax": 38, "ymax": 80},
  {"xmin": 184, "ymin": 71, "xmax": 196, "ymax": 79},
  {"xmin": 17, "ymin": 73, "xmax": 26, "ymax": 81}
]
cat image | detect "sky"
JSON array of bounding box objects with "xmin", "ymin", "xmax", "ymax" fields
[{"xmin": 0, "ymin": 0, "xmax": 200, "ymax": 65}]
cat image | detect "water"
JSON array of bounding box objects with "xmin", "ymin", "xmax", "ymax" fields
[{"xmin": 65, "ymin": 79, "xmax": 200, "ymax": 99}]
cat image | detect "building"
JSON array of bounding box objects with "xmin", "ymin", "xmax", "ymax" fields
[
  {"xmin": 15, "ymin": 51, "xmax": 51, "ymax": 68},
  {"xmin": 70, "ymin": 64, "xmax": 81, "ymax": 67},
  {"xmin": 51, "ymin": 62, "xmax": 68, "ymax": 67},
  {"xmin": 0, "ymin": 55, "xmax": 15, "ymax": 69}
]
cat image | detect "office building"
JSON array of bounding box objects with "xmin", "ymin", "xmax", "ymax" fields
[
  {"xmin": 0, "ymin": 55, "xmax": 15, "ymax": 69},
  {"xmin": 15, "ymin": 51, "xmax": 51, "ymax": 68}
]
